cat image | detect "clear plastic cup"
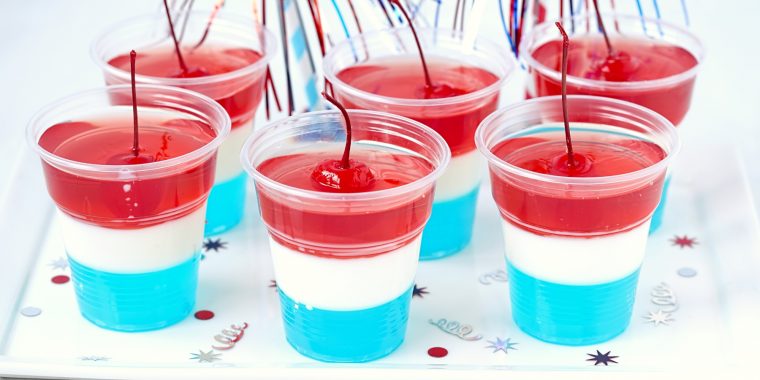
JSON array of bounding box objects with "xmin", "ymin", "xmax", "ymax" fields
[
  {"xmin": 476, "ymin": 95, "xmax": 678, "ymax": 345},
  {"xmin": 520, "ymin": 13, "xmax": 703, "ymax": 232},
  {"xmin": 92, "ymin": 11, "xmax": 276, "ymax": 236},
  {"xmin": 241, "ymin": 110, "xmax": 450, "ymax": 362},
  {"xmin": 27, "ymin": 85, "xmax": 230, "ymax": 332},
  {"xmin": 324, "ymin": 28, "xmax": 516, "ymax": 260}
]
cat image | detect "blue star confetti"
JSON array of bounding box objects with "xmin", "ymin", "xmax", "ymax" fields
[
  {"xmin": 413, "ymin": 284, "xmax": 429, "ymax": 298},
  {"xmin": 203, "ymin": 238, "xmax": 228, "ymax": 252},
  {"xmin": 485, "ymin": 337, "xmax": 518, "ymax": 354},
  {"xmin": 587, "ymin": 350, "xmax": 619, "ymax": 366}
]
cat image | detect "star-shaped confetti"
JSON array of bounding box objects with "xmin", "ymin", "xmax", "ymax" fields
[
  {"xmin": 203, "ymin": 238, "xmax": 227, "ymax": 252},
  {"xmin": 643, "ymin": 310, "xmax": 674, "ymax": 326},
  {"xmin": 48, "ymin": 257, "xmax": 69, "ymax": 270},
  {"xmin": 485, "ymin": 337, "xmax": 518, "ymax": 354},
  {"xmin": 190, "ymin": 349, "xmax": 222, "ymax": 363},
  {"xmin": 413, "ymin": 284, "xmax": 429, "ymax": 298},
  {"xmin": 80, "ymin": 356, "xmax": 109, "ymax": 362},
  {"xmin": 671, "ymin": 235, "xmax": 698, "ymax": 249},
  {"xmin": 587, "ymin": 350, "xmax": 619, "ymax": 366}
]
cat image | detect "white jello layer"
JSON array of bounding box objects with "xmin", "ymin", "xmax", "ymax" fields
[
  {"xmin": 269, "ymin": 236, "xmax": 420, "ymax": 311},
  {"xmin": 216, "ymin": 124, "xmax": 253, "ymax": 183},
  {"xmin": 60, "ymin": 206, "xmax": 206, "ymax": 273},
  {"xmin": 434, "ymin": 150, "xmax": 482, "ymax": 201},
  {"xmin": 501, "ymin": 220, "xmax": 650, "ymax": 285}
]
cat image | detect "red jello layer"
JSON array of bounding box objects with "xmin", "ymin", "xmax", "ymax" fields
[
  {"xmin": 489, "ymin": 130, "xmax": 666, "ymax": 234},
  {"xmin": 256, "ymin": 150, "xmax": 434, "ymax": 257},
  {"xmin": 336, "ymin": 57, "xmax": 499, "ymax": 156},
  {"xmin": 529, "ymin": 35, "xmax": 698, "ymax": 125},
  {"xmin": 108, "ymin": 45, "xmax": 265, "ymax": 128},
  {"xmin": 39, "ymin": 117, "xmax": 217, "ymax": 229}
]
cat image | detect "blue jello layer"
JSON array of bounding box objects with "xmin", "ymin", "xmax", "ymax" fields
[
  {"xmin": 68, "ymin": 255, "xmax": 199, "ymax": 332},
  {"xmin": 278, "ymin": 287, "xmax": 412, "ymax": 362},
  {"xmin": 420, "ymin": 186, "xmax": 479, "ymax": 260},
  {"xmin": 508, "ymin": 263, "xmax": 640, "ymax": 346},
  {"xmin": 649, "ymin": 175, "xmax": 672, "ymax": 234},
  {"xmin": 205, "ymin": 172, "xmax": 247, "ymax": 236}
]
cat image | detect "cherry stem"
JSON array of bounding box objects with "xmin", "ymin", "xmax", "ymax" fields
[
  {"xmin": 591, "ymin": 0, "xmax": 614, "ymax": 56},
  {"xmin": 129, "ymin": 50, "xmax": 140, "ymax": 157},
  {"xmin": 193, "ymin": 0, "xmax": 225, "ymax": 50},
  {"xmin": 322, "ymin": 92, "xmax": 352, "ymax": 169},
  {"xmin": 389, "ymin": 0, "xmax": 432, "ymax": 89},
  {"xmin": 163, "ymin": 0, "xmax": 189, "ymax": 74},
  {"xmin": 555, "ymin": 22, "xmax": 576, "ymax": 168}
]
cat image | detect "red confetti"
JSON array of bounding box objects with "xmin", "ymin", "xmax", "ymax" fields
[
  {"xmin": 194, "ymin": 310, "xmax": 215, "ymax": 320},
  {"xmin": 51, "ymin": 275, "xmax": 70, "ymax": 284},
  {"xmin": 671, "ymin": 235, "xmax": 698, "ymax": 249},
  {"xmin": 427, "ymin": 346, "xmax": 448, "ymax": 358}
]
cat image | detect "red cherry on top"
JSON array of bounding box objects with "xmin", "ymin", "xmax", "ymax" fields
[
  {"xmin": 311, "ymin": 158, "xmax": 376, "ymax": 193},
  {"xmin": 171, "ymin": 65, "xmax": 212, "ymax": 79},
  {"xmin": 596, "ymin": 51, "xmax": 641, "ymax": 82},
  {"xmin": 419, "ymin": 82, "xmax": 469, "ymax": 99},
  {"xmin": 548, "ymin": 152, "xmax": 592, "ymax": 176}
]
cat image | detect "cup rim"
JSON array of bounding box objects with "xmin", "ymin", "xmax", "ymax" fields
[
  {"xmin": 27, "ymin": 84, "xmax": 231, "ymax": 176},
  {"xmin": 90, "ymin": 10, "xmax": 277, "ymax": 86},
  {"xmin": 241, "ymin": 109, "xmax": 451, "ymax": 202},
  {"xmin": 519, "ymin": 13, "xmax": 705, "ymax": 90},
  {"xmin": 475, "ymin": 95, "xmax": 680, "ymax": 186},
  {"xmin": 323, "ymin": 27, "xmax": 517, "ymax": 107}
]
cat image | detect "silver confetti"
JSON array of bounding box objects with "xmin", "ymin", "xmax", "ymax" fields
[
  {"xmin": 677, "ymin": 267, "xmax": 697, "ymax": 278},
  {"xmin": 650, "ymin": 282, "xmax": 678, "ymax": 313},
  {"xmin": 20, "ymin": 307, "xmax": 41, "ymax": 317},
  {"xmin": 642, "ymin": 310, "xmax": 674, "ymax": 326},
  {"xmin": 80, "ymin": 356, "xmax": 109, "ymax": 362},
  {"xmin": 48, "ymin": 257, "xmax": 69, "ymax": 271},
  {"xmin": 190, "ymin": 349, "xmax": 222, "ymax": 363},
  {"xmin": 479, "ymin": 269, "xmax": 508, "ymax": 285},
  {"xmin": 428, "ymin": 318, "xmax": 483, "ymax": 341}
]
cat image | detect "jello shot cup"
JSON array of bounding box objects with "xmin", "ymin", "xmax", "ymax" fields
[
  {"xmin": 324, "ymin": 28, "xmax": 516, "ymax": 259},
  {"xmin": 520, "ymin": 14, "xmax": 702, "ymax": 232},
  {"xmin": 27, "ymin": 85, "xmax": 230, "ymax": 331},
  {"xmin": 241, "ymin": 110, "xmax": 450, "ymax": 362},
  {"xmin": 476, "ymin": 95, "xmax": 678, "ymax": 345},
  {"xmin": 92, "ymin": 11, "xmax": 276, "ymax": 236}
]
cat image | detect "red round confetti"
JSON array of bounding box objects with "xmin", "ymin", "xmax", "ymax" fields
[
  {"xmin": 194, "ymin": 310, "xmax": 215, "ymax": 320},
  {"xmin": 427, "ymin": 346, "xmax": 448, "ymax": 358},
  {"xmin": 51, "ymin": 275, "xmax": 70, "ymax": 284}
]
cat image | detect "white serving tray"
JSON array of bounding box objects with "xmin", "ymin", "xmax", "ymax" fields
[{"xmin": 2, "ymin": 141, "xmax": 760, "ymax": 380}]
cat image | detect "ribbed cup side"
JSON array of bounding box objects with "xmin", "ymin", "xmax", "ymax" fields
[
  {"xmin": 420, "ymin": 186, "xmax": 480, "ymax": 260},
  {"xmin": 68, "ymin": 254, "xmax": 200, "ymax": 332},
  {"xmin": 278, "ymin": 287, "xmax": 412, "ymax": 362},
  {"xmin": 205, "ymin": 172, "xmax": 248, "ymax": 236},
  {"xmin": 508, "ymin": 263, "xmax": 639, "ymax": 346}
]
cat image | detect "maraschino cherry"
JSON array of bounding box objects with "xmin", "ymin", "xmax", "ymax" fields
[
  {"xmin": 161, "ymin": 0, "xmax": 210, "ymax": 78},
  {"xmin": 586, "ymin": 0, "xmax": 639, "ymax": 82},
  {"xmin": 389, "ymin": 0, "xmax": 468, "ymax": 99},
  {"xmin": 310, "ymin": 92, "xmax": 376, "ymax": 193}
]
